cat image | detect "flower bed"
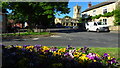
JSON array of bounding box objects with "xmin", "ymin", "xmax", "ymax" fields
[{"xmin": 2, "ymin": 45, "xmax": 119, "ymax": 68}]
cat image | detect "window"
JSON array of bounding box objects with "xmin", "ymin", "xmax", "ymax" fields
[
  {"xmin": 94, "ymin": 22, "xmax": 97, "ymax": 26},
  {"xmin": 75, "ymin": 9, "xmax": 76, "ymax": 12},
  {"xmin": 103, "ymin": 19, "xmax": 107, "ymax": 24},
  {"xmin": 103, "ymin": 7, "xmax": 107, "ymax": 14},
  {"xmin": 93, "ymin": 10, "xmax": 96, "ymax": 12},
  {"xmin": 93, "ymin": 10, "xmax": 96, "ymax": 16},
  {"xmin": 78, "ymin": 9, "xmax": 80, "ymax": 13}
]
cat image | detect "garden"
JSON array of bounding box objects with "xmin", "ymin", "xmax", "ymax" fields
[{"xmin": 2, "ymin": 45, "xmax": 120, "ymax": 68}]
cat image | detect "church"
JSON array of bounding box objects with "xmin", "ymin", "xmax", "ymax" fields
[{"xmin": 54, "ymin": 5, "xmax": 81, "ymax": 27}]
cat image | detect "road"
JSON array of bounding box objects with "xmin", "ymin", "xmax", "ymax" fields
[{"xmin": 2, "ymin": 29, "xmax": 119, "ymax": 47}]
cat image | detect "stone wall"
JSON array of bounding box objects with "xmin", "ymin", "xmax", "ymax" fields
[{"xmin": 109, "ymin": 26, "xmax": 120, "ymax": 31}]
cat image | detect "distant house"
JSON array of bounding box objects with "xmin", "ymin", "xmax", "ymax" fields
[
  {"xmin": 82, "ymin": 1, "xmax": 118, "ymax": 26},
  {"xmin": 55, "ymin": 5, "xmax": 81, "ymax": 27},
  {"xmin": 8, "ymin": 19, "xmax": 23, "ymax": 28}
]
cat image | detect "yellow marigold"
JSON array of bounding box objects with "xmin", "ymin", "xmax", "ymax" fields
[{"xmin": 16, "ymin": 46, "xmax": 22, "ymax": 49}]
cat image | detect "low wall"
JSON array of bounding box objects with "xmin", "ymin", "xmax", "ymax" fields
[
  {"xmin": 109, "ymin": 26, "xmax": 120, "ymax": 31},
  {"xmin": 33, "ymin": 29, "xmax": 47, "ymax": 32}
]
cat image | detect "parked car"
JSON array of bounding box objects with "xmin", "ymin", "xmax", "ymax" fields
[
  {"xmin": 85, "ymin": 22, "xmax": 110, "ymax": 32},
  {"xmin": 65, "ymin": 26, "xmax": 73, "ymax": 28},
  {"xmin": 73, "ymin": 26, "xmax": 79, "ymax": 29}
]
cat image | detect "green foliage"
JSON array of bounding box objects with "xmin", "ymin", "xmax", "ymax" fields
[
  {"xmin": 2, "ymin": 2, "xmax": 70, "ymax": 28},
  {"xmin": 79, "ymin": 17, "xmax": 83, "ymax": 23},
  {"xmin": 114, "ymin": 9, "xmax": 120, "ymax": 25},
  {"xmin": 90, "ymin": 9, "xmax": 120, "ymax": 25},
  {"xmin": 2, "ymin": 32, "xmax": 49, "ymax": 36},
  {"xmin": 102, "ymin": 11, "xmax": 114, "ymax": 17},
  {"xmin": 92, "ymin": 14, "xmax": 102, "ymax": 19},
  {"xmin": 91, "ymin": 11, "xmax": 114, "ymax": 19}
]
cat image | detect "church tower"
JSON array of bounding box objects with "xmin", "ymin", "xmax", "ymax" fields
[{"xmin": 73, "ymin": 4, "xmax": 81, "ymax": 19}]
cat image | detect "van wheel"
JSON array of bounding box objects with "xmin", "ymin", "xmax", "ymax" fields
[
  {"xmin": 87, "ymin": 29, "xmax": 89, "ymax": 32},
  {"xmin": 96, "ymin": 29, "xmax": 100, "ymax": 32}
]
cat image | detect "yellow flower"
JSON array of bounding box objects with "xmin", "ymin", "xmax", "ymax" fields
[
  {"xmin": 58, "ymin": 48, "xmax": 66, "ymax": 52},
  {"xmin": 41, "ymin": 46, "xmax": 49, "ymax": 52},
  {"xmin": 94, "ymin": 60, "xmax": 96, "ymax": 62},
  {"xmin": 30, "ymin": 49, "xmax": 32, "ymax": 52},
  {"xmin": 74, "ymin": 55, "xmax": 79, "ymax": 57},
  {"xmin": 96, "ymin": 54, "xmax": 100, "ymax": 57},
  {"xmin": 108, "ymin": 56, "xmax": 111, "ymax": 60},
  {"xmin": 79, "ymin": 55, "xmax": 89, "ymax": 61},
  {"xmin": 82, "ymin": 54, "xmax": 86, "ymax": 56},
  {"xmin": 42, "ymin": 46, "xmax": 49, "ymax": 50},
  {"xmin": 53, "ymin": 51, "xmax": 61, "ymax": 56},
  {"xmin": 73, "ymin": 52, "xmax": 82, "ymax": 57},
  {"xmin": 16, "ymin": 46, "xmax": 22, "ymax": 49},
  {"xmin": 74, "ymin": 52, "xmax": 82, "ymax": 55},
  {"xmin": 26, "ymin": 46, "xmax": 34, "ymax": 49}
]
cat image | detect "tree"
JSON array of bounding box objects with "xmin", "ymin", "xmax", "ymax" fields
[
  {"xmin": 114, "ymin": 1, "xmax": 120, "ymax": 25},
  {"xmin": 79, "ymin": 17, "xmax": 83, "ymax": 23},
  {"xmin": 2, "ymin": 2, "xmax": 70, "ymax": 29}
]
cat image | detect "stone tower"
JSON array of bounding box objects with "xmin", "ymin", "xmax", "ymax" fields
[{"xmin": 73, "ymin": 4, "xmax": 81, "ymax": 19}]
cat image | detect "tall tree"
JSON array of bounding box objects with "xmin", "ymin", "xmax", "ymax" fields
[{"xmin": 2, "ymin": 2, "xmax": 70, "ymax": 28}]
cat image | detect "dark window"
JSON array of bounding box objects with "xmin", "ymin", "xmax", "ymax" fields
[
  {"xmin": 78, "ymin": 9, "xmax": 80, "ymax": 13},
  {"xmin": 103, "ymin": 9, "xmax": 107, "ymax": 14},
  {"xmin": 103, "ymin": 19, "xmax": 107, "ymax": 24},
  {"xmin": 93, "ymin": 10, "xmax": 96, "ymax": 12},
  {"xmin": 94, "ymin": 22, "xmax": 97, "ymax": 26},
  {"xmin": 86, "ymin": 23, "xmax": 89, "ymax": 25}
]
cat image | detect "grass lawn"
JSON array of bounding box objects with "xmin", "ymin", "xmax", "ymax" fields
[
  {"xmin": 2, "ymin": 32, "xmax": 50, "ymax": 36},
  {"xmin": 89, "ymin": 47, "xmax": 119, "ymax": 59},
  {"xmin": 55, "ymin": 46, "xmax": 120, "ymax": 61}
]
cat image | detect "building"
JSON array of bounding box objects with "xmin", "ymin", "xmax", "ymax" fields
[
  {"xmin": 55, "ymin": 5, "xmax": 81, "ymax": 27},
  {"xmin": 82, "ymin": 1, "xmax": 118, "ymax": 26}
]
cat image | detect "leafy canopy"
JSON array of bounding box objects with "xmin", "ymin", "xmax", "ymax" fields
[{"xmin": 2, "ymin": 2, "xmax": 70, "ymax": 28}]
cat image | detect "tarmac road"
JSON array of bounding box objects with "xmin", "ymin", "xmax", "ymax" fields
[{"xmin": 2, "ymin": 29, "xmax": 119, "ymax": 47}]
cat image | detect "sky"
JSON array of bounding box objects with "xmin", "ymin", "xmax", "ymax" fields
[
  {"xmin": 7, "ymin": 0, "xmax": 107, "ymax": 18},
  {"xmin": 55, "ymin": 2, "xmax": 102, "ymax": 18}
]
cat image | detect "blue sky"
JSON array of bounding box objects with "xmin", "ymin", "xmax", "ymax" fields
[
  {"xmin": 7, "ymin": 1, "xmax": 106, "ymax": 18},
  {"xmin": 55, "ymin": 2, "xmax": 102, "ymax": 18}
]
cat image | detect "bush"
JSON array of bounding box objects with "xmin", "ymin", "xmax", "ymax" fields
[{"xmin": 2, "ymin": 45, "xmax": 119, "ymax": 68}]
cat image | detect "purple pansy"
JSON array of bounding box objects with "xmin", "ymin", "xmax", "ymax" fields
[{"xmin": 104, "ymin": 53, "xmax": 109, "ymax": 57}]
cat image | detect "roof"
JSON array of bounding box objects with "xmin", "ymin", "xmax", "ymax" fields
[{"xmin": 82, "ymin": 2, "xmax": 115, "ymax": 13}]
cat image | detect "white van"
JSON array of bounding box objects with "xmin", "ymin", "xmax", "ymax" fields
[{"xmin": 85, "ymin": 22, "xmax": 110, "ymax": 32}]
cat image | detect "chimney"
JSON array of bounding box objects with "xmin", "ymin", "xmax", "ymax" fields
[{"xmin": 88, "ymin": 2, "xmax": 92, "ymax": 8}]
